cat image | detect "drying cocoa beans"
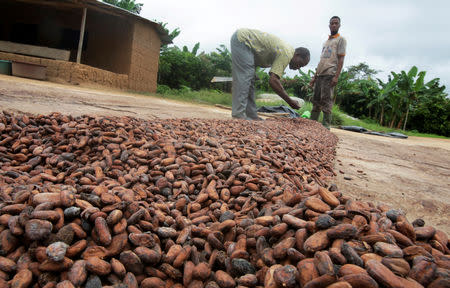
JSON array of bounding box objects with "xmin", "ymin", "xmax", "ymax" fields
[{"xmin": 0, "ymin": 111, "xmax": 448, "ymax": 287}]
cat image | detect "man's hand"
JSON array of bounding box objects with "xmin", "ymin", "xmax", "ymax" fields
[
  {"xmin": 268, "ymin": 72, "xmax": 300, "ymax": 110},
  {"xmin": 309, "ymin": 77, "xmax": 316, "ymax": 88},
  {"xmin": 288, "ymin": 99, "xmax": 300, "ymax": 109},
  {"xmin": 331, "ymin": 76, "xmax": 339, "ymax": 87}
]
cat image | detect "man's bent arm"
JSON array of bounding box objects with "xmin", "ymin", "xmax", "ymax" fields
[
  {"xmin": 331, "ymin": 55, "xmax": 345, "ymax": 87},
  {"xmin": 269, "ymin": 72, "xmax": 300, "ymax": 109}
]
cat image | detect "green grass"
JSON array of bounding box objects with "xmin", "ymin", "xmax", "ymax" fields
[
  {"xmin": 151, "ymin": 86, "xmax": 233, "ymax": 106},
  {"xmin": 337, "ymin": 115, "xmax": 448, "ymax": 138},
  {"xmin": 137, "ymin": 88, "xmax": 448, "ymax": 139}
]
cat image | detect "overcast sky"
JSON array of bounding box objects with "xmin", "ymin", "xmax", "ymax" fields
[{"xmin": 141, "ymin": 0, "xmax": 449, "ymax": 92}]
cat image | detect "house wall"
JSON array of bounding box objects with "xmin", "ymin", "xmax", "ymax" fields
[{"xmin": 129, "ymin": 20, "xmax": 161, "ymax": 93}]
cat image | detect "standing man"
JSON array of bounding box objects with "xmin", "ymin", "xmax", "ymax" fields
[
  {"xmin": 309, "ymin": 16, "xmax": 346, "ymax": 129},
  {"xmin": 231, "ymin": 28, "xmax": 310, "ymax": 120}
]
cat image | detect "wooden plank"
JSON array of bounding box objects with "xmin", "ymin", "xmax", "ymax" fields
[
  {"xmin": 211, "ymin": 76, "xmax": 232, "ymax": 83},
  {"xmin": 77, "ymin": 7, "xmax": 87, "ymax": 64},
  {"xmin": 215, "ymin": 104, "xmax": 232, "ymax": 110},
  {"xmin": 0, "ymin": 41, "xmax": 70, "ymax": 61}
]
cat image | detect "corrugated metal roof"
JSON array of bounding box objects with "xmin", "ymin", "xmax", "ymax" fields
[{"xmin": 10, "ymin": 0, "xmax": 172, "ymax": 44}]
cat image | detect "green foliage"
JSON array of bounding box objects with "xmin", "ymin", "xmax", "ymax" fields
[
  {"xmin": 335, "ymin": 63, "xmax": 448, "ymax": 136},
  {"xmin": 156, "ymin": 22, "xmax": 181, "ymax": 52},
  {"xmin": 407, "ymin": 79, "xmax": 450, "ymax": 136},
  {"xmin": 209, "ymin": 45, "xmax": 232, "ymax": 76},
  {"xmin": 103, "ymin": 0, "xmax": 143, "ymax": 14},
  {"xmin": 281, "ymin": 70, "xmax": 315, "ymax": 100},
  {"xmin": 158, "ymin": 43, "xmax": 232, "ymax": 91},
  {"xmin": 255, "ymin": 68, "xmax": 271, "ymax": 92},
  {"xmin": 346, "ymin": 62, "xmax": 380, "ymax": 80},
  {"xmin": 158, "ymin": 46, "xmax": 215, "ymax": 90},
  {"xmin": 156, "ymin": 87, "xmax": 232, "ymax": 106},
  {"xmin": 156, "ymin": 84, "xmax": 171, "ymax": 94}
]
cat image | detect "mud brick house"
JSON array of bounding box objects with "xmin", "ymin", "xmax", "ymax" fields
[{"xmin": 0, "ymin": 0, "xmax": 171, "ymax": 92}]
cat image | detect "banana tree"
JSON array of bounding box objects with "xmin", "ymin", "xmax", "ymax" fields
[
  {"xmin": 395, "ymin": 66, "xmax": 426, "ymax": 130},
  {"xmin": 369, "ymin": 76, "xmax": 398, "ymax": 125},
  {"xmin": 355, "ymin": 79, "xmax": 380, "ymax": 118}
]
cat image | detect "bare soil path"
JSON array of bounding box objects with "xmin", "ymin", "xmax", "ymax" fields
[{"xmin": 1, "ymin": 75, "xmax": 449, "ymax": 234}]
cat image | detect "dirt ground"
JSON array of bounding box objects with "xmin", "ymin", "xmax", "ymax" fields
[{"xmin": 1, "ymin": 75, "xmax": 449, "ymax": 234}]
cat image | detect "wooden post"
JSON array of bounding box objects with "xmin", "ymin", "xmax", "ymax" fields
[{"xmin": 76, "ymin": 7, "xmax": 87, "ymax": 64}]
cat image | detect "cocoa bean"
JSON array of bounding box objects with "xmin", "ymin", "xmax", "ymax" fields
[
  {"xmin": 264, "ymin": 264, "xmax": 283, "ymax": 288},
  {"xmin": 366, "ymin": 259, "xmax": 404, "ymax": 288},
  {"xmin": 326, "ymin": 282, "xmax": 352, "ymax": 288},
  {"xmin": 273, "ymin": 264, "xmax": 299, "ymax": 288},
  {"xmin": 408, "ymin": 258, "xmax": 437, "ymax": 286},
  {"xmin": 373, "ymin": 242, "xmax": 403, "ymax": 258},
  {"xmin": 237, "ymin": 274, "xmax": 258, "ymax": 287},
  {"xmin": 338, "ymin": 264, "xmax": 367, "ymax": 277},
  {"xmin": 327, "ymin": 224, "xmax": 357, "ymax": 240},
  {"xmin": 141, "ymin": 277, "xmax": 166, "ymax": 288},
  {"xmin": 25, "ymin": 219, "xmax": 53, "ymax": 241},
  {"xmin": 340, "ymin": 273, "xmax": 379, "ymax": 288},
  {"xmin": 215, "ymin": 270, "xmax": 236, "ymax": 288},
  {"xmin": 304, "ymin": 230, "xmax": 330, "ymax": 253},
  {"xmin": 10, "ymin": 268, "xmax": 33, "ymax": 288},
  {"xmin": 318, "ymin": 186, "xmax": 340, "ymax": 207},
  {"xmin": 314, "ymin": 251, "xmax": 334, "ymax": 275},
  {"xmin": 381, "ymin": 257, "xmax": 410, "ymax": 277},
  {"xmin": 119, "ymin": 251, "xmax": 143, "ymax": 275},
  {"xmin": 297, "ymin": 258, "xmax": 319, "ymax": 287},
  {"xmin": 303, "ymin": 274, "xmax": 336, "ymax": 288},
  {"xmin": 86, "ymin": 257, "xmax": 111, "ymax": 276},
  {"xmin": 273, "ymin": 237, "xmax": 296, "ymax": 259},
  {"xmin": 46, "ymin": 242, "xmax": 69, "ymax": 262},
  {"xmin": 305, "ymin": 198, "xmax": 331, "ymax": 213}
]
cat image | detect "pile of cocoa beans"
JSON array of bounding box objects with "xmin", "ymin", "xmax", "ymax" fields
[{"xmin": 0, "ymin": 111, "xmax": 448, "ymax": 288}]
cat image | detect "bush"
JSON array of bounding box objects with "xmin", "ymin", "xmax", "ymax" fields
[
  {"xmin": 156, "ymin": 84, "xmax": 172, "ymax": 94},
  {"xmin": 332, "ymin": 108, "xmax": 344, "ymax": 126}
]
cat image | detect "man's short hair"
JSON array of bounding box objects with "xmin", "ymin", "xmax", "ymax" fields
[
  {"xmin": 295, "ymin": 47, "xmax": 310, "ymax": 60},
  {"xmin": 330, "ymin": 16, "xmax": 341, "ymax": 23}
]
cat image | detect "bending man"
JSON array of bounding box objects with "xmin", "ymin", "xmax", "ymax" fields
[{"xmin": 231, "ymin": 28, "xmax": 310, "ymax": 120}]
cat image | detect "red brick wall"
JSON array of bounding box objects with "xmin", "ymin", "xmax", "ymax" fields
[{"xmin": 128, "ymin": 20, "xmax": 161, "ymax": 93}]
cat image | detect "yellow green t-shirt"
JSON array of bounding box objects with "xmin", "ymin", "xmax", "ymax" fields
[{"xmin": 237, "ymin": 28, "xmax": 294, "ymax": 78}]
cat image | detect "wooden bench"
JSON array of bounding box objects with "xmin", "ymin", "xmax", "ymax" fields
[{"xmin": 0, "ymin": 40, "xmax": 70, "ymax": 61}]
